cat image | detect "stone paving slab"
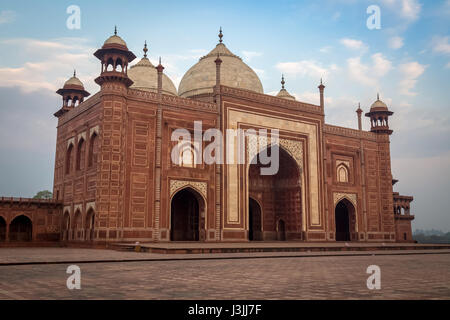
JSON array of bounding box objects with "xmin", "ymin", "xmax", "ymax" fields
[
  {"xmin": 1, "ymin": 247, "xmax": 449, "ymax": 265},
  {"xmin": 0, "ymin": 253, "xmax": 449, "ymax": 299}
]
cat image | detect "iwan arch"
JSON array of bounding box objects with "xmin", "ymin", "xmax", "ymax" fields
[{"xmin": 0, "ymin": 28, "xmax": 415, "ymax": 244}]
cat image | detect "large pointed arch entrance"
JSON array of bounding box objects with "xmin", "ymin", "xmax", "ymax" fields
[
  {"xmin": 170, "ymin": 187, "xmax": 205, "ymax": 241},
  {"xmin": 9, "ymin": 215, "xmax": 32, "ymax": 241},
  {"xmin": 335, "ymin": 199, "xmax": 356, "ymax": 241},
  {"xmin": 248, "ymin": 145, "xmax": 302, "ymax": 241}
]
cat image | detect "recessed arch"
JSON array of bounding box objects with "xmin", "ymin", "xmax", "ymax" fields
[
  {"xmin": 170, "ymin": 187, "xmax": 206, "ymax": 241},
  {"xmin": 9, "ymin": 215, "xmax": 32, "ymax": 241},
  {"xmin": 248, "ymin": 197, "xmax": 263, "ymax": 241},
  {"xmin": 66, "ymin": 143, "xmax": 74, "ymax": 174},
  {"xmin": 337, "ymin": 164, "xmax": 349, "ymax": 183},
  {"xmin": 248, "ymin": 145, "xmax": 302, "ymax": 241},
  {"xmin": 84, "ymin": 208, "xmax": 95, "ymax": 241},
  {"xmin": 88, "ymin": 132, "xmax": 99, "ymax": 167},
  {"xmin": 76, "ymin": 137, "xmax": 86, "ymax": 171},
  {"xmin": 0, "ymin": 216, "xmax": 6, "ymax": 241},
  {"xmin": 72, "ymin": 209, "xmax": 82, "ymax": 240},
  {"xmin": 62, "ymin": 211, "xmax": 70, "ymax": 241},
  {"xmin": 334, "ymin": 198, "xmax": 356, "ymax": 241}
]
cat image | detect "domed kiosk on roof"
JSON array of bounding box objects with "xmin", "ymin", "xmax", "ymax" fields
[
  {"xmin": 128, "ymin": 42, "xmax": 178, "ymax": 96},
  {"xmin": 178, "ymin": 28, "xmax": 263, "ymax": 98},
  {"xmin": 276, "ymin": 75, "xmax": 296, "ymax": 101}
]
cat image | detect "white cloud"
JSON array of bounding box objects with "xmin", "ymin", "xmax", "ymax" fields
[
  {"xmin": 347, "ymin": 53, "xmax": 392, "ymax": 87},
  {"xmin": 398, "ymin": 62, "xmax": 426, "ymax": 96},
  {"xmin": 382, "ymin": 0, "xmax": 422, "ymax": 21},
  {"xmin": 389, "ymin": 36, "xmax": 404, "ymax": 50},
  {"xmin": 340, "ymin": 38, "xmax": 367, "ymax": 51},
  {"xmin": 431, "ymin": 36, "xmax": 450, "ymax": 55},
  {"xmin": 400, "ymin": 0, "xmax": 422, "ymax": 20},
  {"xmin": 319, "ymin": 46, "xmax": 333, "ymax": 53},
  {"xmin": 0, "ymin": 10, "xmax": 16, "ymax": 24},
  {"xmin": 242, "ymin": 51, "xmax": 262, "ymax": 62},
  {"xmin": 275, "ymin": 60, "xmax": 331, "ymax": 80},
  {"xmin": 0, "ymin": 38, "xmax": 98, "ymax": 94}
]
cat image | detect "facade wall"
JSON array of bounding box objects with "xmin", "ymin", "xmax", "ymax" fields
[
  {"xmin": 1, "ymin": 85, "xmax": 414, "ymax": 243},
  {"xmin": 0, "ymin": 199, "xmax": 61, "ymax": 242},
  {"xmin": 324, "ymin": 125, "xmax": 397, "ymax": 242},
  {"xmin": 54, "ymin": 92, "xmax": 102, "ymax": 241}
]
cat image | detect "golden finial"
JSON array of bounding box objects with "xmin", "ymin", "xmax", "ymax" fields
[
  {"xmin": 143, "ymin": 41, "xmax": 148, "ymax": 58},
  {"xmin": 281, "ymin": 75, "xmax": 285, "ymax": 89},
  {"xmin": 219, "ymin": 27, "xmax": 223, "ymax": 43},
  {"xmin": 114, "ymin": 26, "xmax": 117, "ymax": 35}
]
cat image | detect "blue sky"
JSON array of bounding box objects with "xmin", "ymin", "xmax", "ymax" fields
[{"xmin": 0, "ymin": 0, "xmax": 449, "ymax": 231}]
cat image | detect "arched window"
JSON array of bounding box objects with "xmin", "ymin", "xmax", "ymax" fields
[
  {"xmin": 177, "ymin": 142, "xmax": 196, "ymax": 168},
  {"xmin": 76, "ymin": 138, "xmax": 85, "ymax": 171},
  {"xmin": 106, "ymin": 57, "xmax": 114, "ymax": 71},
  {"xmin": 88, "ymin": 132, "xmax": 99, "ymax": 167},
  {"xmin": 66, "ymin": 143, "xmax": 74, "ymax": 174},
  {"xmin": 337, "ymin": 164, "xmax": 349, "ymax": 183}
]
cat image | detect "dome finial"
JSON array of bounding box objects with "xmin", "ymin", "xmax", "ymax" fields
[
  {"xmin": 143, "ymin": 41, "xmax": 148, "ymax": 58},
  {"xmin": 159, "ymin": 56, "xmax": 161, "ymax": 65},
  {"xmin": 114, "ymin": 25, "xmax": 117, "ymax": 35},
  {"xmin": 377, "ymin": 92, "xmax": 380, "ymax": 100},
  {"xmin": 219, "ymin": 27, "xmax": 223, "ymax": 43},
  {"xmin": 281, "ymin": 74, "xmax": 285, "ymax": 89},
  {"xmin": 73, "ymin": 69, "xmax": 76, "ymax": 77}
]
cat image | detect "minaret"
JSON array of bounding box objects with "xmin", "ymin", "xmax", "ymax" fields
[
  {"xmin": 365, "ymin": 93, "xmax": 395, "ymax": 240},
  {"xmin": 156, "ymin": 57, "xmax": 164, "ymax": 95},
  {"xmin": 54, "ymin": 70, "xmax": 90, "ymax": 117},
  {"xmin": 365, "ymin": 93, "xmax": 394, "ymax": 135},
  {"xmin": 318, "ymin": 78, "xmax": 325, "ymax": 109},
  {"xmin": 356, "ymin": 103, "xmax": 363, "ymax": 131},
  {"xmin": 93, "ymin": 27, "xmax": 136, "ymax": 88}
]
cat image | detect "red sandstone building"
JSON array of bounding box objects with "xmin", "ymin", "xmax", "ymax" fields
[{"xmin": 0, "ymin": 29, "xmax": 415, "ymax": 244}]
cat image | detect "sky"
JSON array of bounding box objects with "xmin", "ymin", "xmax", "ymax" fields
[{"xmin": 0, "ymin": 0, "xmax": 449, "ymax": 231}]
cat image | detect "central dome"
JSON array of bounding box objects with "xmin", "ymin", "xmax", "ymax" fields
[{"xmin": 178, "ymin": 34, "xmax": 263, "ymax": 98}]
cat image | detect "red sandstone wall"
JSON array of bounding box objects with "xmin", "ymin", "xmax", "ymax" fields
[{"xmin": 324, "ymin": 127, "xmax": 396, "ymax": 242}]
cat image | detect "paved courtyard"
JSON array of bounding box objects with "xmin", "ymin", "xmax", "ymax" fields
[{"xmin": 0, "ymin": 248, "xmax": 449, "ymax": 299}]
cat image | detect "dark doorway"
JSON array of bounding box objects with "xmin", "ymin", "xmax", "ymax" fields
[
  {"xmin": 277, "ymin": 219, "xmax": 286, "ymax": 241},
  {"xmin": 0, "ymin": 216, "xmax": 6, "ymax": 241},
  {"xmin": 171, "ymin": 188, "xmax": 201, "ymax": 241},
  {"xmin": 249, "ymin": 198, "xmax": 262, "ymax": 241},
  {"xmin": 9, "ymin": 215, "xmax": 32, "ymax": 241},
  {"xmin": 62, "ymin": 212, "xmax": 70, "ymax": 241},
  {"xmin": 248, "ymin": 146, "xmax": 302, "ymax": 241},
  {"xmin": 335, "ymin": 201, "xmax": 351, "ymax": 241},
  {"xmin": 85, "ymin": 209, "xmax": 95, "ymax": 241}
]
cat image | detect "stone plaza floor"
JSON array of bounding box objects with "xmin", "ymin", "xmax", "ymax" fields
[{"xmin": 0, "ymin": 247, "xmax": 449, "ymax": 299}]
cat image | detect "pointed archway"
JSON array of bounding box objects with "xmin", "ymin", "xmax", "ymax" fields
[
  {"xmin": 249, "ymin": 197, "xmax": 262, "ymax": 241},
  {"xmin": 170, "ymin": 188, "xmax": 205, "ymax": 241},
  {"xmin": 277, "ymin": 219, "xmax": 286, "ymax": 241},
  {"xmin": 62, "ymin": 211, "xmax": 70, "ymax": 241},
  {"xmin": 9, "ymin": 215, "xmax": 32, "ymax": 241},
  {"xmin": 248, "ymin": 145, "xmax": 302, "ymax": 241},
  {"xmin": 0, "ymin": 216, "xmax": 6, "ymax": 241},
  {"xmin": 85, "ymin": 208, "xmax": 95, "ymax": 241},
  {"xmin": 335, "ymin": 199, "xmax": 356, "ymax": 241}
]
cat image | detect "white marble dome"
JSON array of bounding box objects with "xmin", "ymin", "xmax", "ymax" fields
[
  {"xmin": 178, "ymin": 41, "xmax": 263, "ymax": 98},
  {"xmin": 128, "ymin": 56, "xmax": 178, "ymax": 96}
]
